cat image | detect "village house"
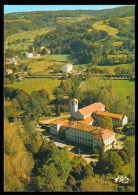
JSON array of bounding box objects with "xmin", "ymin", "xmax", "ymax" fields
[
  {"xmin": 62, "ymin": 63, "xmax": 73, "ymax": 73},
  {"xmin": 4, "ymin": 69, "xmax": 13, "ymax": 75},
  {"xmin": 25, "ymin": 53, "xmax": 33, "ymax": 58}
]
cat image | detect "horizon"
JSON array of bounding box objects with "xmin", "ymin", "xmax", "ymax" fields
[{"xmin": 4, "ymin": 5, "xmax": 132, "ymax": 14}]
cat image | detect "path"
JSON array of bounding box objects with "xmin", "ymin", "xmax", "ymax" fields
[
  {"xmin": 38, "ymin": 114, "xmax": 70, "ymax": 124},
  {"xmin": 115, "ymin": 134, "xmax": 127, "ymax": 149},
  {"xmin": 79, "ymin": 81, "xmax": 84, "ymax": 88}
]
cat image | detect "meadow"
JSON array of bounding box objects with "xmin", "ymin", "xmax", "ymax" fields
[
  {"xmin": 6, "ymin": 27, "xmax": 55, "ymax": 50},
  {"xmin": 81, "ymin": 77, "xmax": 135, "ymax": 105},
  {"xmin": 92, "ymin": 20, "xmax": 119, "ymax": 37},
  {"xmin": 8, "ymin": 78, "xmax": 61, "ymax": 99},
  {"xmin": 122, "ymin": 156, "xmax": 135, "ymax": 177}
]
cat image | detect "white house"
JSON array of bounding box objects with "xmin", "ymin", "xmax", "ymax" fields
[
  {"xmin": 50, "ymin": 120, "xmax": 64, "ymax": 135},
  {"xmin": 13, "ymin": 61, "xmax": 17, "ymax": 65},
  {"xmin": 25, "ymin": 53, "xmax": 33, "ymax": 58},
  {"xmin": 62, "ymin": 64, "xmax": 73, "ymax": 73}
]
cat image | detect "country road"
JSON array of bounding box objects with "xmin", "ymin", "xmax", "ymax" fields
[{"xmin": 38, "ymin": 114, "xmax": 70, "ymax": 124}]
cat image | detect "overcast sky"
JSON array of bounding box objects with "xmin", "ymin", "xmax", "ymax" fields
[{"xmin": 4, "ymin": 5, "xmax": 128, "ymax": 14}]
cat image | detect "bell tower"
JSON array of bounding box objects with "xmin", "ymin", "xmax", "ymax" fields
[{"xmin": 70, "ymin": 98, "xmax": 78, "ymax": 118}]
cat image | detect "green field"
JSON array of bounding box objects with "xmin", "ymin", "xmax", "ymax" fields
[
  {"xmin": 8, "ymin": 78, "xmax": 61, "ymax": 99},
  {"xmin": 81, "ymin": 77, "xmax": 135, "ymax": 105},
  {"xmin": 92, "ymin": 20, "xmax": 119, "ymax": 37},
  {"xmin": 122, "ymin": 156, "xmax": 135, "ymax": 177},
  {"xmin": 19, "ymin": 54, "xmax": 72, "ymax": 74},
  {"xmin": 112, "ymin": 80, "xmax": 135, "ymax": 104},
  {"xmin": 6, "ymin": 27, "xmax": 55, "ymax": 51}
]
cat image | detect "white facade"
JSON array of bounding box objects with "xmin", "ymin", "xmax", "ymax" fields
[
  {"xmin": 95, "ymin": 114, "xmax": 128, "ymax": 127},
  {"xmin": 50, "ymin": 123, "xmax": 63, "ymax": 135},
  {"xmin": 25, "ymin": 53, "xmax": 33, "ymax": 58},
  {"xmin": 122, "ymin": 115, "xmax": 128, "ymax": 126},
  {"xmin": 62, "ymin": 64, "xmax": 73, "ymax": 73},
  {"xmin": 66, "ymin": 127, "xmax": 94, "ymax": 146}
]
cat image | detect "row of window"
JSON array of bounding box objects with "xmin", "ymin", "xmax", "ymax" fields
[
  {"xmin": 67, "ymin": 137, "xmax": 92, "ymax": 145},
  {"xmin": 67, "ymin": 134, "xmax": 93, "ymax": 142}
]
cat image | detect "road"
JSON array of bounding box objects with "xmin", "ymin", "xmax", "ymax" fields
[{"xmin": 38, "ymin": 114, "xmax": 70, "ymax": 125}]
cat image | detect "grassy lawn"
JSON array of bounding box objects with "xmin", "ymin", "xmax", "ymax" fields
[
  {"xmin": 122, "ymin": 156, "xmax": 135, "ymax": 177},
  {"xmin": 39, "ymin": 54, "xmax": 73, "ymax": 62},
  {"xmin": 81, "ymin": 77, "xmax": 135, "ymax": 105},
  {"xmin": 8, "ymin": 78, "xmax": 61, "ymax": 99},
  {"xmin": 94, "ymin": 64, "xmax": 133, "ymax": 74},
  {"xmin": 112, "ymin": 80, "xmax": 135, "ymax": 104},
  {"xmin": 81, "ymin": 77, "xmax": 110, "ymax": 91}
]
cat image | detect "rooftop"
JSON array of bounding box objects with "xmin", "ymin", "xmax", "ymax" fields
[
  {"xmin": 78, "ymin": 116, "xmax": 94, "ymax": 124},
  {"xmin": 50, "ymin": 119, "xmax": 63, "ymax": 125},
  {"xmin": 70, "ymin": 98, "xmax": 78, "ymax": 102},
  {"xmin": 79, "ymin": 102, "xmax": 105, "ymax": 116},
  {"xmin": 68, "ymin": 121, "xmax": 104, "ymax": 133},
  {"xmin": 95, "ymin": 111, "xmax": 124, "ymax": 121},
  {"xmin": 63, "ymin": 63, "xmax": 72, "ymax": 67}
]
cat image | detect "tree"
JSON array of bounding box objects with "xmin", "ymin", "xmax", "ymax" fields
[
  {"xmin": 108, "ymin": 151, "xmax": 122, "ymax": 174},
  {"xmin": 4, "ymin": 119, "xmax": 34, "ymax": 191},
  {"xmin": 41, "ymin": 48, "xmax": 47, "ymax": 55},
  {"xmin": 118, "ymin": 150, "xmax": 131, "ymax": 165},
  {"xmin": 36, "ymin": 163, "xmax": 61, "ymax": 191},
  {"xmin": 8, "ymin": 73, "xmax": 16, "ymax": 82},
  {"xmin": 123, "ymin": 139, "xmax": 135, "ymax": 158},
  {"xmin": 96, "ymin": 115, "xmax": 113, "ymax": 130},
  {"xmin": 55, "ymin": 105, "xmax": 61, "ymax": 116}
]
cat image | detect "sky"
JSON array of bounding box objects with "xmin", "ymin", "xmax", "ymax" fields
[{"xmin": 4, "ymin": 5, "xmax": 127, "ymax": 14}]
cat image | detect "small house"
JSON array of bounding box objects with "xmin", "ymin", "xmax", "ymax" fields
[
  {"xmin": 62, "ymin": 64, "xmax": 73, "ymax": 73},
  {"xmin": 5, "ymin": 69, "xmax": 13, "ymax": 75},
  {"xmin": 25, "ymin": 53, "xmax": 33, "ymax": 58}
]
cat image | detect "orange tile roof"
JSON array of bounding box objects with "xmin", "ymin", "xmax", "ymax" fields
[
  {"xmin": 79, "ymin": 102, "xmax": 105, "ymax": 116},
  {"xmin": 50, "ymin": 120, "xmax": 63, "ymax": 125},
  {"xmin": 61, "ymin": 120, "xmax": 70, "ymax": 127},
  {"xmin": 93, "ymin": 129, "xmax": 115, "ymax": 141},
  {"xmin": 68, "ymin": 121, "xmax": 104, "ymax": 133},
  {"xmin": 95, "ymin": 111, "xmax": 124, "ymax": 121},
  {"xmin": 101, "ymin": 129, "xmax": 115, "ymax": 140},
  {"xmin": 78, "ymin": 116, "xmax": 94, "ymax": 124},
  {"xmin": 70, "ymin": 98, "xmax": 78, "ymax": 102}
]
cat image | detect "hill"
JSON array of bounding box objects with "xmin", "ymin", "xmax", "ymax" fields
[{"xmin": 4, "ymin": 6, "xmax": 134, "ymax": 37}]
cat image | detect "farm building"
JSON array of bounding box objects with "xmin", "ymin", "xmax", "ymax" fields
[{"xmin": 62, "ymin": 63, "xmax": 73, "ymax": 73}]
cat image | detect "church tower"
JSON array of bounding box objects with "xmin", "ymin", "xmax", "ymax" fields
[{"xmin": 70, "ymin": 98, "xmax": 78, "ymax": 118}]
